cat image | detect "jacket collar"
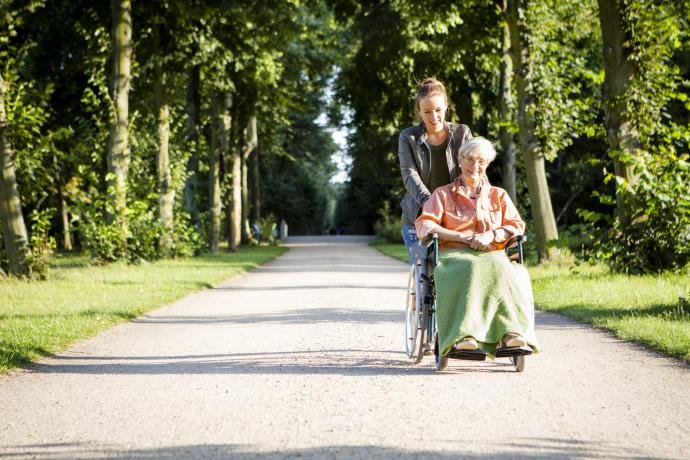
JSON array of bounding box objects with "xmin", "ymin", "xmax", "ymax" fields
[
  {"xmin": 451, "ymin": 175, "xmax": 489, "ymax": 199},
  {"xmin": 415, "ymin": 121, "xmax": 455, "ymax": 147}
]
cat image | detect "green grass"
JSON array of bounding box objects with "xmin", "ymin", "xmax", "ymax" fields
[
  {"xmin": 371, "ymin": 241, "xmax": 690, "ymax": 363},
  {"xmin": 373, "ymin": 243, "xmax": 408, "ymax": 262},
  {"xmin": 0, "ymin": 246, "xmax": 287, "ymax": 373}
]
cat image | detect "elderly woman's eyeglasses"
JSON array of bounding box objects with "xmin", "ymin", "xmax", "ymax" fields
[{"xmin": 462, "ymin": 157, "xmax": 488, "ymax": 167}]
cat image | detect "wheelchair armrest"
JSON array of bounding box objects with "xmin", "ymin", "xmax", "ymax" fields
[
  {"xmin": 505, "ymin": 234, "xmax": 526, "ymax": 249},
  {"xmin": 420, "ymin": 233, "xmax": 438, "ymax": 268},
  {"xmin": 504, "ymin": 234, "xmax": 526, "ymax": 264}
]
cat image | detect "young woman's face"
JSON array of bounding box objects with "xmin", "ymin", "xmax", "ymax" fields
[{"xmin": 418, "ymin": 95, "xmax": 447, "ymax": 135}]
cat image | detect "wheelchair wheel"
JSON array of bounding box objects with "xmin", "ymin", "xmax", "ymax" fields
[
  {"xmin": 405, "ymin": 265, "xmax": 420, "ymax": 360},
  {"xmin": 415, "ymin": 290, "xmax": 428, "ymax": 364},
  {"xmin": 513, "ymin": 355, "xmax": 526, "ymax": 372},
  {"xmin": 434, "ymin": 331, "xmax": 448, "ymax": 371}
]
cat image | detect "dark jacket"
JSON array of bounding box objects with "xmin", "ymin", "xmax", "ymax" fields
[{"xmin": 398, "ymin": 122, "xmax": 472, "ymax": 224}]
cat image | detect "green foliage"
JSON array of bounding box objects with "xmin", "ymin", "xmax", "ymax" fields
[
  {"xmin": 78, "ymin": 212, "xmax": 123, "ymax": 264},
  {"xmin": 624, "ymin": 0, "xmax": 685, "ymax": 142},
  {"xmin": 3, "ymin": 0, "xmax": 689, "ymax": 275},
  {"xmin": 583, "ymin": 150, "xmax": 690, "ymax": 273},
  {"xmin": 170, "ymin": 211, "xmax": 205, "ymax": 258},
  {"xmin": 125, "ymin": 200, "xmax": 164, "ymax": 264},
  {"xmin": 255, "ymin": 215, "xmax": 278, "ymax": 246},
  {"xmin": 373, "ymin": 201, "xmax": 403, "ymax": 244},
  {"xmin": 26, "ymin": 208, "xmax": 56, "ymax": 280},
  {"xmin": 526, "ymin": 0, "xmax": 602, "ymax": 159}
]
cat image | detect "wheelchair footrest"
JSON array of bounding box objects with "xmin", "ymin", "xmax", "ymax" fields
[
  {"xmin": 494, "ymin": 346, "xmax": 533, "ymax": 358},
  {"xmin": 446, "ymin": 349, "xmax": 487, "ymax": 361}
]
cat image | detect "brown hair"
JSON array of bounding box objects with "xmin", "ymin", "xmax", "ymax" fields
[{"xmin": 414, "ymin": 77, "xmax": 448, "ymax": 114}]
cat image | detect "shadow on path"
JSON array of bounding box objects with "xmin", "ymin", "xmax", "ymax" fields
[
  {"xmin": 133, "ymin": 308, "xmax": 402, "ymax": 325},
  {"xmin": 0, "ymin": 439, "xmax": 660, "ymax": 459}
]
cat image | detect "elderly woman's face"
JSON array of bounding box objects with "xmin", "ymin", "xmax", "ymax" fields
[{"xmin": 459, "ymin": 152, "xmax": 490, "ymax": 183}]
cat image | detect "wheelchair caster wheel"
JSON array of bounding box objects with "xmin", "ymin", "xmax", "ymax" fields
[
  {"xmin": 513, "ymin": 355, "xmax": 526, "ymax": 372},
  {"xmin": 434, "ymin": 333, "xmax": 448, "ymax": 371}
]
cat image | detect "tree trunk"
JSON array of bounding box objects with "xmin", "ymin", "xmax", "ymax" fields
[
  {"xmin": 224, "ymin": 99, "xmax": 238, "ymax": 248},
  {"xmin": 154, "ymin": 19, "xmax": 174, "ymax": 257},
  {"xmin": 597, "ymin": 0, "xmax": 639, "ymax": 226},
  {"xmin": 241, "ymin": 116, "xmax": 257, "ymax": 244},
  {"xmin": 499, "ymin": 0, "xmax": 518, "ymax": 203},
  {"xmin": 219, "ymin": 92, "xmax": 232, "ymax": 243},
  {"xmin": 52, "ymin": 150, "xmax": 72, "ymax": 251},
  {"xmin": 251, "ymin": 144, "xmax": 260, "ymax": 224},
  {"xmin": 59, "ymin": 189, "xmax": 72, "ymax": 251},
  {"xmin": 106, "ymin": 0, "xmax": 132, "ymax": 253},
  {"xmin": 229, "ymin": 123, "xmax": 243, "ymax": 251},
  {"xmin": 208, "ymin": 95, "xmax": 222, "ymax": 253},
  {"xmin": 0, "ymin": 72, "xmax": 31, "ymax": 277},
  {"xmin": 507, "ymin": 0, "xmax": 559, "ymax": 261},
  {"xmin": 184, "ymin": 65, "xmax": 201, "ymax": 230},
  {"xmin": 241, "ymin": 150, "xmax": 249, "ymax": 244}
]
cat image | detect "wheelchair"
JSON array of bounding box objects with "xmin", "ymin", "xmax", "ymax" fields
[{"xmin": 404, "ymin": 233, "xmax": 532, "ymax": 372}]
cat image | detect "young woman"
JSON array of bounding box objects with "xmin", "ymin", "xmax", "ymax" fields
[{"xmin": 398, "ymin": 77, "xmax": 472, "ymax": 262}]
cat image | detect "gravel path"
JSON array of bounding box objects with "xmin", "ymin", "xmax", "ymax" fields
[{"xmin": 1, "ymin": 236, "xmax": 688, "ymax": 459}]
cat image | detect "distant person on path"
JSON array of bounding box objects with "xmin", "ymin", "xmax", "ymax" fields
[
  {"xmin": 415, "ymin": 137, "xmax": 541, "ymax": 357},
  {"xmin": 398, "ymin": 77, "xmax": 473, "ymax": 263}
]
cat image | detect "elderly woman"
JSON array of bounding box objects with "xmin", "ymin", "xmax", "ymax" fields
[{"xmin": 415, "ymin": 137, "xmax": 540, "ymax": 357}]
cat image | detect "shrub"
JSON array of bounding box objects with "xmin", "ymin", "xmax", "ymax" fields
[
  {"xmin": 582, "ymin": 150, "xmax": 690, "ymax": 274},
  {"xmin": 256, "ymin": 215, "xmax": 278, "ymax": 246},
  {"xmin": 26, "ymin": 208, "xmax": 56, "ymax": 279},
  {"xmin": 373, "ymin": 201, "xmax": 403, "ymax": 244},
  {"xmin": 171, "ymin": 211, "xmax": 205, "ymax": 257},
  {"xmin": 125, "ymin": 200, "xmax": 163, "ymax": 263}
]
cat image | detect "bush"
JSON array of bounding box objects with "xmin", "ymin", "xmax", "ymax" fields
[
  {"xmin": 582, "ymin": 150, "xmax": 690, "ymax": 273},
  {"xmin": 373, "ymin": 202, "xmax": 403, "ymax": 244},
  {"xmin": 26, "ymin": 208, "xmax": 56, "ymax": 280},
  {"xmin": 256, "ymin": 215, "xmax": 278, "ymax": 246},
  {"xmin": 79, "ymin": 214, "xmax": 124, "ymax": 264},
  {"xmin": 125, "ymin": 200, "xmax": 163, "ymax": 263},
  {"xmin": 171, "ymin": 212, "xmax": 205, "ymax": 257}
]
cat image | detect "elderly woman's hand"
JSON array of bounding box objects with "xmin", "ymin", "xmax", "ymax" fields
[{"xmin": 470, "ymin": 230, "xmax": 495, "ymax": 251}]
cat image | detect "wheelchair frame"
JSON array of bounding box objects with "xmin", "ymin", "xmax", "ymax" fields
[{"xmin": 404, "ymin": 233, "xmax": 532, "ymax": 372}]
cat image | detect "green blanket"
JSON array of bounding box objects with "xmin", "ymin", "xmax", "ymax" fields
[{"xmin": 434, "ymin": 248, "xmax": 541, "ymax": 357}]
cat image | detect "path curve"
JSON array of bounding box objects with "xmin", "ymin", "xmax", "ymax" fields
[{"xmin": 1, "ymin": 236, "xmax": 688, "ymax": 459}]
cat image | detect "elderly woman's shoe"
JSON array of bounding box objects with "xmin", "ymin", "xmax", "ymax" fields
[
  {"xmin": 455, "ymin": 336, "xmax": 478, "ymax": 350},
  {"xmin": 502, "ymin": 332, "xmax": 526, "ymax": 348}
]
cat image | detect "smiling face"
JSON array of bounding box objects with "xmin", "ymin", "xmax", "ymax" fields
[
  {"xmin": 457, "ymin": 138, "xmax": 497, "ymax": 187},
  {"xmin": 418, "ymin": 95, "xmax": 447, "ymax": 136},
  {"xmin": 460, "ymin": 153, "xmax": 489, "ymax": 185}
]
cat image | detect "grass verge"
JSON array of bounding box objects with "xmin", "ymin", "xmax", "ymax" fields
[
  {"xmin": 0, "ymin": 246, "xmax": 287, "ymax": 373},
  {"xmin": 371, "ymin": 242, "xmax": 690, "ymax": 363}
]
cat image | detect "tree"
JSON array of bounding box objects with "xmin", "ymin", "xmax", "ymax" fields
[
  {"xmin": 506, "ymin": 0, "xmax": 559, "ymax": 260},
  {"xmin": 0, "ymin": 72, "xmax": 31, "ymax": 277},
  {"xmin": 152, "ymin": 15, "xmax": 174, "ymax": 256},
  {"xmin": 597, "ymin": 0, "xmax": 683, "ymax": 226},
  {"xmin": 498, "ymin": 0, "xmax": 517, "ymax": 202},
  {"xmin": 105, "ymin": 0, "xmax": 132, "ymax": 251},
  {"xmin": 597, "ymin": 0, "xmax": 640, "ymax": 227}
]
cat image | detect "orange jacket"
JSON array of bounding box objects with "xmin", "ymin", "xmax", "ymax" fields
[{"xmin": 415, "ymin": 178, "xmax": 525, "ymax": 251}]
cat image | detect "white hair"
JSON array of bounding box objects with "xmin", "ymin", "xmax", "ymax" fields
[{"xmin": 458, "ymin": 137, "xmax": 497, "ymax": 163}]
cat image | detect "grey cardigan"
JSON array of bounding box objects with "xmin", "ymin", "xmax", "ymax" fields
[{"xmin": 398, "ymin": 122, "xmax": 473, "ymax": 224}]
